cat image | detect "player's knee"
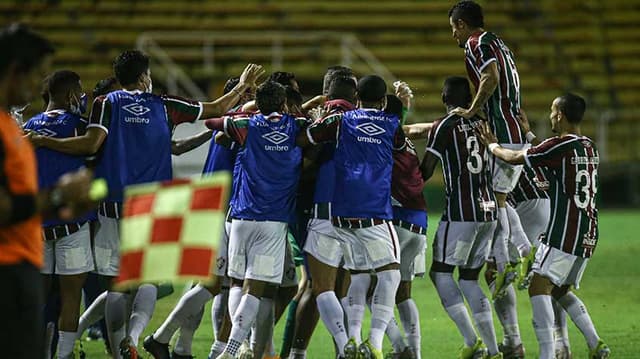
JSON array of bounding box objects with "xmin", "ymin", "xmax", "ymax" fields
[
  {"xmin": 395, "ymin": 281, "xmax": 412, "ymax": 304},
  {"xmin": 375, "ymin": 263, "xmax": 400, "ymax": 272},
  {"xmin": 430, "ymin": 261, "xmax": 455, "ymax": 275},
  {"xmin": 459, "ymin": 267, "xmax": 481, "ymax": 281}
]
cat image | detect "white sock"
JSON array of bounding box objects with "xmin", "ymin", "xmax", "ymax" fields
[
  {"xmin": 493, "ymin": 207, "xmax": 510, "ymax": 270},
  {"xmin": 346, "ymin": 273, "xmax": 370, "ymax": 343},
  {"xmin": 77, "ymin": 290, "xmax": 107, "ymax": 339},
  {"xmin": 506, "ymin": 203, "xmax": 530, "ymax": 257},
  {"xmin": 251, "ymin": 297, "xmax": 274, "ymax": 358},
  {"xmin": 174, "ymin": 306, "xmax": 204, "ymax": 355},
  {"xmin": 384, "ymin": 316, "xmax": 407, "ymax": 352},
  {"xmin": 224, "ymin": 293, "xmax": 260, "ymax": 356},
  {"xmin": 106, "ymin": 291, "xmax": 129, "ymax": 359},
  {"xmin": 212, "ymin": 289, "xmax": 229, "ymax": 337},
  {"xmin": 209, "ymin": 340, "xmax": 226, "ymax": 358},
  {"xmin": 289, "ymin": 347, "xmax": 307, "ymax": 358},
  {"xmin": 397, "ymin": 298, "xmax": 421, "ymax": 358},
  {"xmin": 369, "ymin": 269, "xmax": 401, "ymax": 350},
  {"xmin": 129, "ymin": 284, "xmax": 157, "ymax": 346},
  {"xmin": 228, "ymin": 286, "xmax": 243, "ymax": 317},
  {"xmin": 558, "ymin": 292, "xmax": 600, "ymax": 349},
  {"xmin": 459, "ymin": 279, "xmax": 499, "ymax": 355},
  {"xmin": 154, "ymin": 284, "xmax": 212, "ymax": 344},
  {"xmin": 57, "ymin": 331, "xmax": 76, "ymax": 358},
  {"xmin": 494, "ymin": 284, "xmax": 521, "ymax": 347},
  {"xmin": 316, "ymin": 291, "xmax": 349, "ymax": 355},
  {"xmin": 531, "ymin": 294, "xmax": 555, "ymax": 359},
  {"xmin": 44, "ymin": 322, "xmax": 55, "ymax": 359},
  {"xmin": 552, "ymin": 298, "xmax": 570, "ymax": 349},
  {"xmin": 430, "ymin": 271, "xmax": 476, "ymax": 347}
]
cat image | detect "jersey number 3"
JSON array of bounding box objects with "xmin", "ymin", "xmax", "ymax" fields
[
  {"xmin": 466, "ymin": 136, "xmax": 483, "ymax": 174},
  {"xmin": 575, "ymin": 169, "xmax": 597, "ymax": 209}
]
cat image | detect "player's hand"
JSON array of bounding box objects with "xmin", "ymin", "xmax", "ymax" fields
[
  {"xmin": 25, "ymin": 131, "xmax": 44, "ymax": 147},
  {"xmin": 475, "ymin": 121, "xmax": 498, "ymax": 146},
  {"xmin": 54, "ymin": 168, "xmax": 95, "ymax": 220},
  {"xmin": 239, "ymin": 63, "xmax": 265, "ymax": 87},
  {"xmin": 393, "ymin": 81, "xmax": 413, "ymax": 109},
  {"xmin": 308, "ymin": 106, "xmax": 327, "ymax": 122},
  {"xmin": 517, "ymin": 108, "xmax": 531, "ymax": 134},
  {"xmin": 450, "ymin": 107, "xmax": 475, "ymax": 119}
]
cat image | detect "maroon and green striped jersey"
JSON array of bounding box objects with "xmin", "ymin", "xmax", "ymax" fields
[
  {"xmin": 525, "ymin": 135, "xmax": 599, "ymax": 258},
  {"xmin": 465, "ymin": 31, "xmax": 523, "ymax": 144},
  {"xmin": 426, "ymin": 114, "xmax": 496, "ymax": 222},
  {"xmin": 507, "ymin": 165, "xmax": 550, "ymax": 205}
]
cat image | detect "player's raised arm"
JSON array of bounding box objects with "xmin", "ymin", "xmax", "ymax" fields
[
  {"xmin": 450, "ymin": 61, "xmax": 498, "ymax": 119},
  {"xmin": 200, "ymin": 63, "xmax": 265, "ymax": 118},
  {"xmin": 171, "ymin": 130, "xmax": 213, "ymax": 156},
  {"xmin": 476, "ymin": 121, "xmax": 526, "ymax": 165},
  {"xmin": 403, "ymin": 123, "xmax": 433, "ymax": 140}
]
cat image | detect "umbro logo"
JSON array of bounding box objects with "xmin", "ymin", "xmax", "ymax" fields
[
  {"xmin": 122, "ymin": 103, "xmax": 151, "ymax": 117},
  {"xmin": 37, "ymin": 128, "xmax": 58, "ymax": 137},
  {"xmin": 356, "ymin": 122, "xmax": 386, "ymax": 136},
  {"xmin": 262, "ymin": 131, "xmax": 289, "ymax": 145}
]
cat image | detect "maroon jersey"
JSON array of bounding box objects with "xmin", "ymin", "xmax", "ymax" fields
[
  {"xmin": 391, "ymin": 138, "xmax": 426, "ymax": 211},
  {"xmin": 507, "ymin": 165, "xmax": 550, "ymax": 205}
]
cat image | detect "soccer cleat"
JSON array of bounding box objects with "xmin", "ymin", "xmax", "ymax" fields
[
  {"xmin": 384, "ymin": 346, "xmax": 417, "ymax": 359},
  {"xmin": 555, "ymin": 345, "xmax": 573, "ymax": 359},
  {"xmin": 498, "ymin": 343, "xmax": 525, "ymax": 359},
  {"xmin": 517, "ymin": 247, "xmax": 536, "ymax": 290},
  {"xmin": 589, "ymin": 340, "xmax": 611, "ymax": 358},
  {"xmin": 237, "ymin": 339, "xmax": 254, "ymax": 359},
  {"xmin": 72, "ymin": 339, "xmax": 86, "ymax": 359},
  {"xmin": 358, "ymin": 340, "xmax": 383, "ymax": 359},
  {"xmin": 171, "ymin": 351, "xmax": 195, "ymax": 359},
  {"xmin": 487, "ymin": 353, "xmax": 504, "ymax": 359},
  {"xmin": 344, "ymin": 337, "xmax": 359, "ymax": 359},
  {"xmin": 492, "ymin": 262, "xmax": 519, "ymax": 300},
  {"xmin": 86, "ymin": 326, "xmax": 103, "ymax": 341},
  {"xmin": 215, "ymin": 353, "xmax": 235, "ymax": 359},
  {"xmin": 119, "ymin": 336, "xmax": 139, "ymax": 359},
  {"xmin": 458, "ymin": 339, "xmax": 486, "ymax": 359},
  {"xmin": 143, "ymin": 335, "xmax": 171, "ymax": 359}
]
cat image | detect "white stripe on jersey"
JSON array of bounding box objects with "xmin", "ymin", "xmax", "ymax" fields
[{"xmin": 452, "ymin": 131, "xmax": 464, "ymax": 220}]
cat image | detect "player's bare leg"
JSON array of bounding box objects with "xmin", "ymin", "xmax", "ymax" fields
[
  {"xmin": 57, "ymin": 273, "xmax": 87, "ymax": 359},
  {"xmin": 288, "ymin": 281, "xmax": 319, "ymax": 359}
]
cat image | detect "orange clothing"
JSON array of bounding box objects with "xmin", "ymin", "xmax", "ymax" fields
[{"xmin": 0, "ymin": 110, "xmax": 42, "ymax": 268}]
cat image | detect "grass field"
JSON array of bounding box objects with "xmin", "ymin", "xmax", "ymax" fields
[{"xmin": 82, "ymin": 210, "xmax": 639, "ymax": 358}]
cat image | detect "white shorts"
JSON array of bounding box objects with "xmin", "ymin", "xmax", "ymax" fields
[
  {"xmin": 227, "ymin": 219, "xmax": 288, "ymax": 284},
  {"xmin": 433, "ymin": 221, "xmax": 497, "ymax": 269},
  {"xmin": 42, "ymin": 223, "xmax": 94, "ymax": 275},
  {"xmin": 413, "ymin": 248, "xmax": 426, "ymax": 278},
  {"xmin": 93, "ymin": 215, "xmax": 121, "ymax": 276},
  {"xmin": 303, "ymin": 218, "xmax": 343, "ymax": 268},
  {"xmin": 395, "ymin": 226, "xmax": 426, "ymax": 281},
  {"xmin": 212, "ymin": 221, "xmax": 231, "ymax": 277},
  {"xmin": 515, "ymin": 198, "xmax": 550, "ymax": 246},
  {"xmin": 492, "ymin": 143, "xmax": 530, "ymax": 193},
  {"xmin": 335, "ymin": 221, "xmax": 400, "ymax": 271},
  {"xmin": 532, "ymin": 243, "xmax": 589, "ymax": 289},
  {"xmin": 281, "ymin": 239, "xmax": 299, "ymax": 288}
]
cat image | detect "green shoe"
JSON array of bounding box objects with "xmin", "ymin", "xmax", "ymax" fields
[
  {"xmin": 517, "ymin": 246, "xmax": 536, "ymax": 290},
  {"xmin": 344, "ymin": 337, "xmax": 359, "ymax": 359},
  {"xmin": 459, "ymin": 339, "xmax": 486, "ymax": 359},
  {"xmin": 589, "ymin": 340, "xmax": 611, "ymax": 358},
  {"xmin": 359, "ymin": 340, "xmax": 383, "ymax": 359},
  {"xmin": 73, "ymin": 339, "xmax": 86, "ymax": 359},
  {"xmin": 488, "ymin": 353, "xmax": 504, "ymax": 359},
  {"xmin": 492, "ymin": 262, "xmax": 519, "ymax": 300}
]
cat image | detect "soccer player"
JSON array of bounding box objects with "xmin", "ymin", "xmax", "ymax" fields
[
  {"xmin": 0, "ymin": 23, "xmax": 94, "ymax": 359},
  {"xmin": 204, "ymin": 81, "xmax": 307, "ymax": 359},
  {"xmin": 448, "ymin": 0, "xmax": 526, "ymax": 297},
  {"xmin": 299, "ymin": 75, "xmax": 405, "ymax": 359},
  {"xmin": 30, "ymin": 50, "xmax": 263, "ymax": 358},
  {"xmin": 476, "ymin": 93, "xmax": 610, "ymax": 359},
  {"xmin": 23, "ymin": 70, "xmax": 95, "ymax": 359},
  {"xmin": 422, "ymin": 77, "xmax": 501, "ymax": 359},
  {"xmin": 294, "ymin": 75, "xmax": 357, "ymax": 359}
]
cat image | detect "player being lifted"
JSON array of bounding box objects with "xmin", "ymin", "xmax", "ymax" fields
[
  {"xmin": 448, "ymin": 0, "xmax": 526, "ymax": 298},
  {"xmin": 476, "ymin": 93, "xmax": 610, "ymax": 359},
  {"xmin": 422, "ymin": 77, "xmax": 501, "ymax": 359}
]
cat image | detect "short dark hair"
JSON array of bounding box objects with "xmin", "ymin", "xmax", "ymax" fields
[
  {"xmin": 384, "ymin": 95, "xmax": 404, "ymax": 118},
  {"xmin": 357, "ymin": 75, "xmax": 387, "ymax": 103},
  {"xmin": 268, "ymin": 71, "xmax": 296, "ymax": 88},
  {"xmin": 113, "ymin": 50, "xmax": 149, "ymax": 86},
  {"xmin": 443, "ymin": 76, "xmax": 472, "ymax": 108},
  {"xmin": 92, "ymin": 77, "xmax": 118, "ymax": 98},
  {"xmin": 47, "ymin": 70, "xmax": 80, "ymax": 99},
  {"xmin": 449, "ymin": 1, "xmax": 484, "ymax": 28},
  {"xmin": 0, "ymin": 23, "xmax": 54, "ymax": 79},
  {"xmin": 328, "ymin": 75, "xmax": 357, "ymax": 103},
  {"xmin": 285, "ymin": 85, "xmax": 303, "ymax": 114},
  {"xmin": 556, "ymin": 93, "xmax": 586, "ymax": 124},
  {"xmin": 223, "ymin": 77, "xmax": 240, "ymax": 94},
  {"xmin": 256, "ymin": 81, "xmax": 286, "ymax": 114},
  {"xmin": 323, "ymin": 65, "xmax": 354, "ymax": 94}
]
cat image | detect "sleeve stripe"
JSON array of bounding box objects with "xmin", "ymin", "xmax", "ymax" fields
[
  {"xmin": 99, "ymin": 99, "xmax": 107, "ymax": 126},
  {"xmin": 306, "ymin": 127, "xmax": 317, "ymax": 145},
  {"xmin": 86, "ymin": 123, "xmax": 109, "ymax": 134},
  {"xmin": 195, "ymin": 102, "xmax": 203, "ymax": 121},
  {"xmin": 478, "ymin": 58, "xmax": 497, "ymax": 73},
  {"xmin": 528, "ymin": 138, "xmax": 579, "ymax": 158},
  {"xmin": 425, "ymin": 147, "xmax": 443, "ymax": 160}
]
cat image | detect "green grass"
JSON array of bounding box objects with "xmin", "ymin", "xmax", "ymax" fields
[{"xmin": 82, "ymin": 210, "xmax": 639, "ymax": 358}]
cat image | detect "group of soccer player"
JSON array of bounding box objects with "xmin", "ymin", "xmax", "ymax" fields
[{"xmin": 0, "ymin": 1, "xmax": 613, "ymax": 359}]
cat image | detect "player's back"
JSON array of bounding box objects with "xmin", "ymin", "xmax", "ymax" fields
[
  {"xmin": 526, "ymin": 135, "xmax": 599, "ymax": 257},
  {"xmin": 426, "ymin": 114, "xmax": 496, "ymax": 222},
  {"xmin": 232, "ymin": 112, "xmax": 304, "ymax": 222},
  {"xmin": 507, "ymin": 165, "xmax": 550, "ymax": 205},
  {"xmin": 465, "ymin": 31, "xmax": 522, "ymax": 144},
  {"xmin": 333, "ymin": 108, "xmax": 401, "ymax": 220}
]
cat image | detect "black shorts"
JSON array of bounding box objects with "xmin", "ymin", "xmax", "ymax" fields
[{"xmin": 0, "ymin": 261, "xmax": 44, "ymax": 359}]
